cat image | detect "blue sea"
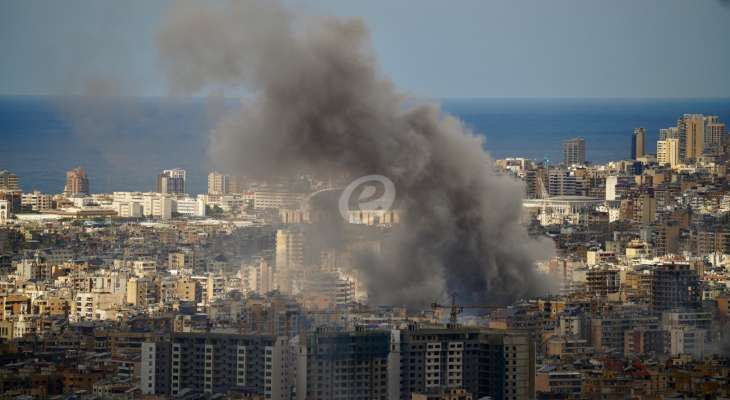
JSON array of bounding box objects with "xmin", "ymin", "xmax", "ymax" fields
[{"xmin": 1, "ymin": 96, "xmax": 729, "ymax": 194}]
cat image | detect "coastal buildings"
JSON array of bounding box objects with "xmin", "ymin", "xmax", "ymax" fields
[
  {"xmin": 64, "ymin": 167, "xmax": 90, "ymax": 197},
  {"xmin": 631, "ymin": 128, "xmax": 645, "ymax": 160},
  {"xmin": 562, "ymin": 137, "xmax": 586, "ymax": 166},
  {"xmin": 20, "ymin": 190, "xmax": 53, "ymax": 211},
  {"xmin": 1, "ymin": 113, "xmax": 730, "ymax": 400},
  {"xmin": 157, "ymin": 168, "xmax": 186, "ymax": 195},
  {"xmin": 0, "ymin": 170, "xmax": 20, "ymax": 192},
  {"xmin": 253, "ymin": 189, "xmax": 305, "ymax": 210},
  {"xmin": 664, "ymin": 114, "xmax": 727, "ymax": 163}
]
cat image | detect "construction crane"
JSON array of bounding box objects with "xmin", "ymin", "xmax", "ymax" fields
[{"xmin": 430, "ymin": 294, "xmax": 503, "ymax": 326}]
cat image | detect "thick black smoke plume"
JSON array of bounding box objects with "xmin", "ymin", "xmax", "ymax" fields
[{"xmin": 159, "ymin": 0, "xmax": 555, "ymax": 307}]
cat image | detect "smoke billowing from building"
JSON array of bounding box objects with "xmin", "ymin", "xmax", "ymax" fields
[{"xmin": 159, "ymin": 0, "xmax": 555, "ymax": 307}]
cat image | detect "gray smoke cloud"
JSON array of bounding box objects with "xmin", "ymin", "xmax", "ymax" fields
[{"xmin": 159, "ymin": 0, "xmax": 556, "ymax": 307}]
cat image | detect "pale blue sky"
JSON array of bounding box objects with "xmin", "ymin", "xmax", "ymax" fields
[{"xmin": 2, "ymin": 0, "xmax": 730, "ymax": 98}]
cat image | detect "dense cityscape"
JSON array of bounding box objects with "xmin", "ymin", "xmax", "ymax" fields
[
  {"xmin": 4, "ymin": 0, "xmax": 730, "ymax": 399},
  {"xmin": 0, "ymin": 111, "xmax": 728, "ymax": 399}
]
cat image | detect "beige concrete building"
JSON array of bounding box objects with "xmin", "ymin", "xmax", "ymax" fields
[
  {"xmin": 677, "ymin": 114, "xmax": 724, "ymax": 161},
  {"xmin": 275, "ymin": 228, "xmax": 304, "ymax": 294},
  {"xmin": 657, "ymin": 138, "xmax": 680, "ymax": 168},
  {"xmin": 21, "ymin": 190, "xmax": 53, "ymax": 210},
  {"xmin": 175, "ymin": 277, "xmax": 199, "ymax": 302},
  {"xmin": 207, "ymin": 171, "xmax": 230, "ymax": 195},
  {"xmin": 64, "ymin": 167, "xmax": 90, "ymax": 196}
]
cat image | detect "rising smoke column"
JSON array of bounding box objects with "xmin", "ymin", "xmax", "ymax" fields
[{"xmin": 159, "ymin": 0, "xmax": 555, "ymax": 307}]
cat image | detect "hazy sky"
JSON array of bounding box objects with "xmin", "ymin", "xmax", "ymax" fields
[{"xmin": 2, "ymin": 0, "xmax": 730, "ymax": 98}]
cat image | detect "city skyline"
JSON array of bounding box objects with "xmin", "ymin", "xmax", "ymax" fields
[{"xmin": 0, "ymin": 1, "xmax": 729, "ymax": 399}]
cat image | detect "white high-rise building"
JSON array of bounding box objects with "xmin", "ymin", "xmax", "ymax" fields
[
  {"xmin": 657, "ymin": 138, "xmax": 680, "ymax": 168},
  {"xmin": 605, "ymin": 175, "xmax": 633, "ymax": 201}
]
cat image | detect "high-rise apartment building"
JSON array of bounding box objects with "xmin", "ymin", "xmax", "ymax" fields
[
  {"xmin": 562, "ymin": 137, "xmax": 586, "ymax": 166},
  {"xmin": 297, "ymin": 328, "xmax": 390, "ymax": 400},
  {"xmin": 676, "ymin": 114, "xmax": 724, "ymax": 161},
  {"xmin": 678, "ymin": 114, "xmax": 705, "ymax": 161},
  {"xmin": 207, "ymin": 171, "xmax": 230, "ymax": 195},
  {"xmin": 650, "ymin": 264, "xmax": 700, "ymax": 311},
  {"xmin": 631, "ymin": 128, "xmax": 645, "ymax": 159},
  {"xmin": 139, "ymin": 327, "xmax": 535, "ymax": 400},
  {"xmin": 657, "ymin": 138, "xmax": 680, "ymax": 168},
  {"xmin": 389, "ymin": 328, "xmax": 535, "ymax": 400},
  {"xmin": 391, "ymin": 327, "xmax": 535, "ymax": 400},
  {"xmin": 157, "ymin": 168, "xmax": 186, "ymax": 195},
  {"xmin": 0, "ymin": 170, "xmax": 20, "ymax": 192},
  {"xmin": 141, "ymin": 341, "xmax": 172, "ymax": 396},
  {"xmin": 275, "ymin": 228, "xmax": 304, "ymax": 294},
  {"xmin": 705, "ymin": 119, "xmax": 726, "ymax": 155},
  {"xmin": 64, "ymin": 167, "xmax": 90, "ymax": 196},
  {"xmin": 659, "ymin": 127, "xmax": 679, "ymax": 141},
  {"xmin": 523, "ymin": 167, "xmax": 548, "ymax": 199},
  {"xmin": 167, "ymin": 333, "xmax": 287, "ymax": 398},
  {"xmin": 547, "ymin": 169, "xmax": 577, "ymax": 196}
]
